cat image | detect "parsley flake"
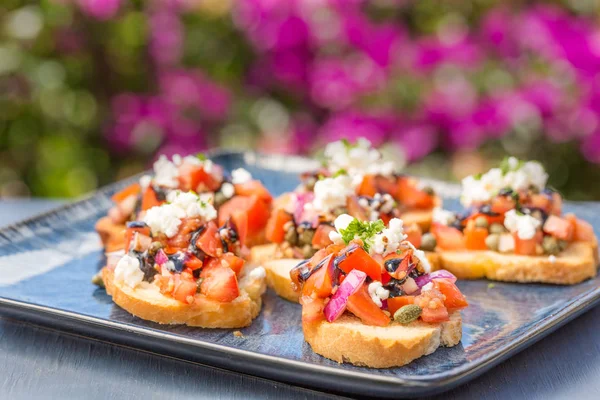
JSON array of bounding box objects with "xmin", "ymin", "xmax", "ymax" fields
[
  {"xmin": 196, "ymin": 153, "xmax": 207, "ymax": 161},
  {"xmin": 339, "ymin": 219, "xmax": 385, "ymax": 252}
]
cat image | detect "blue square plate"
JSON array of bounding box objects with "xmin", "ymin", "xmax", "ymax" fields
[{"xmin": 0, "ymin": 151, "xmax": 598, "ymax": 398}]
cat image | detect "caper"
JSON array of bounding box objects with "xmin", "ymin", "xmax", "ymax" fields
[
  {"xmin": 393, "ymin": 304, "xmax": 422, "ymax": 324},
  {"xmin": 298, "ymin": 228, "xmax": 315, "ymax": 246},
  {"xmin": 474, "ymin": 216, "xmax": 489, "ymax": 229},
  {"xmin": 489, "ymin": 223, "xmax": 506, "ymax": 234},
  {"xmin": 302, "ymin": 244, "xmax": 316, "ymax": 259},
  {"xmin": 284, "ymin": 226, "xmax": 298, "ymax": 246},
  {"xmin": 529, "ymin": 185, "xmax": 540, "ymax": 194},
  {"xmin": 542, "ymin": 236, "xmax": 560, "ymax": 255},
  {"xmin": 422, "ymin": 186, "xmax": 435, "ymax": 196},
  {"xmin": 420, "ymin": 233, "xmax": 437, "ymax": 251},
  {"xmin": 91, "ymin": 272, "xmax": 105, "ymax": 288},
  {"xmin": 485, "ymin": 234, "xmax": 500, "ymax": 251},
  {"xmin": 148, "ymin": 241, "xmax": 164, "ymax": 255},
  {"xmin": 557, "ymin": 239, "xmax": 569, "ymax": 252},
  {"xmin": 214, "ymin": 191, "xmax": 227, "ymax": 207}
]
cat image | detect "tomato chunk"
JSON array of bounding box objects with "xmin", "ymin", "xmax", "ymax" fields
[
  {"xmin": 491, "ymin": 196, "xmax": 516, "ymax": 214},
  {"xmin": 543, "ymin": 215, "xmax": 574, "ymax": 241},
  {"xmin": 566, "ymin": 214, "xmax": 595, "ymax": 242},
  {"xmin": 300, "ymin": 296, "xmax": 326, "ymax": 323},
  {"xmin": 513, "ymin": 234, "xmax": 538, "ymax": 256},
  {"xmin": 172, "ymin": 276, "xmax": 197, "ymax": 304},
  {"xmin": 346, "ymin": 284, "xmax": 390, "ymax": 327},
  {"xmin": 312, "ymin": 224, "xmax": 335, "ymax": 249},
  {"xmin": 234, "ymin": 180, "xmax": 272, "ymax": 203},
  {"xmin": 112, "ymin": 183, "xmax": 141, "ymax": 203},
  {"xmin": 346, "ymin": 196, "xmax": 369, "ymax": 221},
  {"xmin": 357, "ymin": 175, "xmax": 377, "ymax": 197},
  {"xmin": 302, "ymin": 255, "xmax": 335, "ymax": 298},
  {"xmin": 431, "ymin": 223, "xmax": 466, "ymax": 250},
  {"xmin": 265, "ymin": 208, "xmax": 293, "ymax": 244},
  {"xmin": 415, "ymin": 289, "xmax": 449, "ymax": 323},
  {"xmin": 141, "ymin": 186, "xmax": 163, "ymax": 211},
  {"xmin": 179, "ymin": 164, "xmax": 221, "ymax": 192},
  {"xmin": 199, "ymin": 263, "xmax": 239, "ymax": 302},
  {"xmin": 124, "ymin": 224, "xmax": 151, "ymax": 251},
  {"xmin": 387, "ymin": 296, "xmax": 415, "ymax": 316},
  {"xmin": 404, "ymin": 223, "xmax": 422, "ymax": 249},
  {"xmin": 336, "ymin": 246, "xmax": 382, "ymax": 281},
  {"xmin": 195, "ymin": 221, "xmax": 223, "ymax": 257},
  {"xmin": 219, "ymin": 195, "xmax": 271, "ymax": 243},
  {"xmin": 396, "ymin": 177, "xmax": 434, "ymax": 209},
  {"xmin": 221, "ymin": 252, "xmax": 245, "ymax": 276},
  {"xmin": 434, "ymin": 279, "xmax": 468, "ymax": 310},
  {"xmin": 464, "ymin": 224, "xmax": 488, "ymax": 250}
]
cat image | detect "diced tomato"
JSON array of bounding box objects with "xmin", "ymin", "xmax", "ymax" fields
[
  {"xmin": 219, "ymin": 195, "xmax": 271, "ymax": 243},
  {"xmin": 265, "ymin": 208, "xmax": 293, "ymax": 244},
  {"xmin": 375, "ymin": 175, "xmax": 398, "ymax": 197},
  {"xmin": 415, "ymin": 289, "xmax": 450, "ymax": 322},
  {"xmin": 312, "ymin": 224, "xmax": 335, "ymax": 249},
  {"xmin": 112, "ymin": 183, "xmax": 141, "ymax": 204},
  {"xmin": 346, "ymin": 284, "xmax": 390, "ymax": 327},
  {"xmin": 357, "ymin": 175, "xmax": 377, "ymax": 197},
  {"xmin": 300, "ymin": 296, "xmax": 326, "ymax": 323},
  {"xmin": 421, "ymin": 306, "xmax": 449, "ymax": 323},
  {"xmin": 336, "ymin": 246, "xmax": 382, "ymax": 281},
  {"xmin": 404, "ymin": 223, "xmax": 422, "ymax": 249},
  {"xmin": 528, "ymin": 194, "xmax": 553, "ymax": 213},
  {"xmin": 434, "ymin": 279, "xmax": 468, "ymax": 311},
  {"xmin": 124, "ymin": 225, "xmax": 151, "ymax": 251},
  {"xmin": 221, "ymin": 252, "xmax": 245, "ymax": 276},
  {"xmin": 396, "ymin": 177, "xmax": 434, "ymax": 209},
  {"xmin": 346, "ymin": 196, "xmax": 368, "ymax": 221},
  {"xmin": 464, "ymin": 223, "xmax": 488, "ymax": 250},
  {"xmin": 199, "ymin": 263, "xmax": 239, "ymax": 302},
  {"xmin": 179, "ymin": 164, "xmax": 221, "ymax": 192},
  {"xmin": 302, "ymin": 255, "xmax": 335, "ymax": 298},
  {"xmin": 463, "ymin": 212, "xmax": 504, "ymax": 227},
  {"xmin": 543, "ymin": 215, "xmax": 574, "ymax": 241},
  {"xmin": 171, "ymin": 276, "xmax": 197, "ymax": 304},
  {"xmin": 513, "ymin": 234, "xmax": 538, "ymax": 256},
  {"xmin": 168, "ymin": 218, "xmax": 203, "ymax": 249},
  {"xmin": 431, "ymin": 223, "xmax": 466, "ymax": 250},
  {"xmin": 195, "ymin": 221, "xmax": 223, "ymax": 257},
  {"xmin": 234, "ymin": 180, "xmax": 273, "ymax": 203},
  {"xmin": 141, "ymin": 186, "xmax": 163, "ymax": 211},
  {"xmin": 184, "ymin": 254, "xmax": 204, "ymax": 271},
  {"xmin": 382, "ymin": 252, "xmax": 412, "ymax": 280},
  {"xmin": 387, "ymin": 296, "xmax": 415, "ymax": 316},
  {"xmin": 491, "ymin": 196, "xmax": 516, "ymax": 214},
  {"xmin": 568, "ymin": 215, "xmax": 595, "ymax": 242},
  {"xmin": 551, "ymin": 192, "xmax": 563, "ymax": 215}
]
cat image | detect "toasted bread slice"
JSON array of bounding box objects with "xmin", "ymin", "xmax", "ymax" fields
[
  {"xmin": 437, "ymin": 240, "xmax": 598, "ymax": 285},
  {"xmin": 102, "ymin": 264, "xmax": 266, "ymax": 327},
  {"xmin": 303, "ymin": 311, "xmax": 461, "ymax": 368},
  {"xmin": 252, "ymin": 244, "xmax": 441, "ymax": 303},
  {"xmin": 95, "ymin": 217, "xmax": 126, "ymax": 252},
  {"xmin": 400, "ymin": 209, "xmax": 434, "ymax": 233}
]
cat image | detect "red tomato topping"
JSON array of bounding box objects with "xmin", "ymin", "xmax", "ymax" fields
[
  {"xmin": 265, "ymin": 208, "xmax": 293, "ymax": 244},
  {"xmin": 312, "ymin": 224, "xmax": 335, "ymax": 249},
  {"xmin": 513, "ymin": 234, "xmax": 538, "ymax": 256},
  {"xmin": 336, "ymin": 245, "xmax": 382, "ymax": 281},
  {"xmin": 300, "ymin": 296, "xmax": 326, "ymax": 323},
  {"xmin": 566, "ymin": 213, "xmax": 595, "ymax": 242},
  {"xmin": 356, "ymin": 175, "xmax": 377, "ymax": 197},
  {"xmin": 195, "ymin": 221, "xmax": 223, "ymax": 257},
  {"xmin": 346, "ymin": 284, "xmax": 390, "ymax": 327},
  {"xmin": 491, "ymin": 196, "xmax": 516, "ymax": 214},
  {"xmin": 434, "ymin": 279, "xmax": 468, "ymax": 311},
  {"xmin": 234, "ymin": 180, "xmax": 273, "ymax": 203},
  {"xmin": 184, "ymin": 254, "xmax": 204, "ymax": 271},
  {"xmin": 221, "ymin": 252, "xmax": 245, "ymax": 276},
  {"xmin": 219, "ymin": 195, "xmax": 271, "ymax": 244},
  {"xmin": 178, "ymin": 164, "xmax": 221, "ymax": 192},
  {"xmin": 543, "ymin": 215, "xmax": 574, "ymax": 241},
  {"xmin": 124, "ymin": 225, "xmax": 151, "ymax": 251},
  {"xmin": 464, "ymin": 223, "xmax": 488, "ymax": 250},
  {"xmin": 112, "ymin": 183, "xmax": 141, "ymax": 204},
  {"xmin": 387, "ymin": 296, "xmax": 415, "ymax": 316},
  {"xmin": 396, "ymin": 177, "xmax": 434, "ymax": 209},
  {"xmin": 346, "ymin": 196, "xmax": 369, "ymax": 221},
  {"xmin": 415, "ymin": 289, "xmax": 449, "ymax": 323},
  {"xmin": 199, "ymin": 262, "xmax": 239, "ymax": 302},
  {"xmin": 404, "ymin": 223, "xmax": 422, "ymax": 249},
  {"xmin": 431, "ymin": 223, "xmax": 466, "ymax": 250},
  {"xmin": 172, "ymin": 275, "xmax": 197, "ymax": 304},
  {"xmin": 141, "ymin": 186, "xmax": 163, "ymax": 211}
]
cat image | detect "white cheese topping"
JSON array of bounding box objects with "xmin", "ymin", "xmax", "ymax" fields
[
  {"xmin": 139, "ymin": 175, "xmax": 152, "ymax": 190},
  {"xmin": 153, "ymin": 155, "xmax": 180, "ymax": 188},
  {"xmin": 549, "ymin": 255, "xmax": 557, "ymax": 264},
  {"xmin": 328, "ymin": 213, "xmax": 355, "ymax": 244},
  {"xmin": 372, "ymin": 218, "xmax": 407, "ymax": 256},
  {"xmin": 114, "ymin": 254, "xmax": 144, "ymax": 288},
  {"xmin": 249, "ymin": 266, "xmax": 266, "ymax": 280},
  {"xmin": 402, "ymin": 241, "xmax": 432, "ymax": 274},
  {"xmin": 143, "ymin": 191, "xmax": 217, "ymax": 237},
  {"xmin": 220, "ymin": 182, "xmax": 235, "ymax": 199},
  {"xmin": 310, "ymin": 174, "xmax": 354, "ymax": 214},
  {"xmin": 432, "ymin": 207, "xmax": 456, "ymax": 226},
  {"xmin": 460, "ymin": 157, "xmax": 548, "ymax": 207},
  {"xmin": 498, "ymin": 233, "xmax": 516, "ymax": 253},
  {"xmin": 324, "ymin": 138, "xmax": 395, "ymax": 184},
  {"xmin": 503, "ymin": 209, "xmax": 541, "ymax": 240},
  {"xmin": 231, "ymin": 168, "xmax": 252, "ymax": 184},
  {"xmin": 367, "ymin": 281, "xmax": 389, "ymax": 308}
]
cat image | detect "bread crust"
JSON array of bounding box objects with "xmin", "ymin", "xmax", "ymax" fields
[
  {"xmin": 303, "ymin": 311, "xmax": 462, "ymax": 368},
  {"xmin": 95, "ymin": 217, "xmax": 126, "ymax": 252},
  {"xmin": 102, "ymin": 265, "xmax": 266, "ymax": 328},
  {"xmin": 436, "ymin": 240, "xmax": 598, "ymax": 285},
  {"xmin": 252, "ymin": 244, "xmax": 441, "ymax": 303}
]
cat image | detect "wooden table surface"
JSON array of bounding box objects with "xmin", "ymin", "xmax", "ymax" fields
[{"xmin": 1, "ymin": 200, "xmax": 600, "ymax": 399}]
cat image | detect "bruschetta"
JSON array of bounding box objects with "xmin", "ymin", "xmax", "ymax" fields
[
  {"xmin": 430, "ymin": 157, "xmax": 598, "ymax": 284},
  {"xmin": 292, "ymin": 214, "xmax": 467, "ymax": 368},
  {"xmin": 100, "ymin": 191, "xmax": 267, "ymax": 327},
  {"xmin": 96, "ymin": 153, "xmax": 272, "ymax": 252}
]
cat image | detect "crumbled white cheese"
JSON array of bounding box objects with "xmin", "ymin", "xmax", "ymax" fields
[
  {"xmin": 432, "ymin": 207, "xmax": 456, "ymax": 226},
  {"xmin": 144, "ymin": 191, "xmax": 216, "ymax": 237},
  {"xmin": 220, "ymin": 182, "xmax": 235, "ymax": 199},
  {"xmin": 460, "ymin": 157, "xmax": 548, "ymax": 207},
  {"xmin": 328, "ymin": 213, "xmax": 355, "ymax": 244},
  {"xmin": 231, "ymin": 168, "xmax": 252, "ymax": 184},
  {"xmin": 114, "ymin": 254, "xmax": 144, "ymax": 288},
  {"xmin": 372, "ymin": 218, "xmax": 407, "ymax": 256},
  {"xmin": 549, "ymin": 255, "xmax": 557, "ymax": 264},
  {"xmin": 167, "ymin": 191, "xmax": 217, "ymax": 222},
  {"xmin": 402, "ymin": 241, "xmax": 432, "ymax": 274},
  {"xmin": 199, "ymin": 192, "xmax": 214, "ymax": 205},
  {"xmin": 324, "ymin": 138, "xmax": 395, "ymax": 183},
  {"xmin": 249, "ymin": 266, "xmax": 266, "ymax": 280},
  {"xmin": 311, "ymin": 174, "xmax": 354, "ymax": 214},
  {"xmin": 139, "ymin": 175, "xmax": 152, "ymax": 190},
  {"xmin": 503, "ymin": 209, "xmax": 541, "ymax": 240},
  {"xmin": 368, "ymin": 281, "xmax": 389, "ymax": 308},
  {"xmin": 498, "ymin": 233, "xmax": 515, "ymax": 253},
  {"xmin": 153, "ymin": 155, "xmax": 180, "ymax": 188}
]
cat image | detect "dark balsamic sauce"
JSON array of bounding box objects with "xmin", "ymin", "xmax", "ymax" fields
[{"xmin": 126, "ymin": 221, "xmax": 149, "ymax": 229}]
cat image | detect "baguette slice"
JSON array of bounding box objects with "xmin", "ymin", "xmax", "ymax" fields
[
  {"xmin": 303, "ymin": 311, "xmax": 462, "ymax": 368},
  {"xmin": 252, "ymin": 244, "xmax": 441, "ymax": 303},
  {"xmin": 95, "ymin": 216, "xmax": 126, "ymax": 252},
  {"xmin": 102, "ymin": 264, "xmax": 266, "ymax": 328},
  {"xmin": 436, "ymin": 240, "xmax": 598, "ymax": 285}
]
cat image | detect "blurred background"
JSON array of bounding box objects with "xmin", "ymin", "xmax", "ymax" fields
[{"xmin": 1, "ymin": 0, "xmax": 600, "ymax": 199}]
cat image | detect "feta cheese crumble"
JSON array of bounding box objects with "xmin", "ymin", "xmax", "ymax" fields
[
  {"xmin": 328, "ymin": 213, "xmax": 355, "ymax": 244},
  {"xmin": 249, "ymin": 266, "xmax": 266, "ymax": 280},
  {"xmin": 220, "ymin": 182, "xmax": 235, "ymax": 199},
  {"xmin": 149, "ymin": 154, "xmax": 214, "ymax": 188},
  {"xmin": 503, "ymin": 209, "xmax": 541, "ymax": 240},
  {"xmin": 549, "ymin": 255, "xmax": 557, "ymax": 264},
  {"xmin": 432, "ymin": 207, "xmax": 456, "ymax": 226},
  {"xmin": 371, "ymin": 218, "xmax": 408, "ymax": 256},
  {"xmin": 114, "ymin": 254, "xmax": 144, "ymax": 288},
  {"xmin": 460, "ymin": 157, "xmax": 549, "ymax": 207},
  {"xmin": 231, "ymin": 168, "xmax": 252, "ymax": 184},
  {"xmin": 368, "ymin": 281, "xmax": 390, "ymax": 308},
  {"xmin": 143, "ymin": 191, "xmax": 217, "ymax": 237},
  {"xmin": 310, "ymin": 174, "xmax": 354, "ymax": 215}
]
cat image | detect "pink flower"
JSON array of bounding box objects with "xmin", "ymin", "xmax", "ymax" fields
[{"xmin": 77, "ymin": 0, "xmax": 121, "ymax": 20}]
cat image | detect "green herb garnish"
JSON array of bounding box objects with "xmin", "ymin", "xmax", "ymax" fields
[
  {"xmin": 339, "ymin": 219, "xmax": 385, "ymax": 252},
  {"xmin": 196, "ymin": 152, "xmax": 207, "ymax": 161},
  {"xmin": 499, "ymin": 156, "xmax": 524, "ymax": 175},
  {"xmin": 340, "ymin": 138, "xmax": 352, "ymax": 150},
  {"xmin": 333, "ymin": 169, "xmax": 347, "ymax": 177}
]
